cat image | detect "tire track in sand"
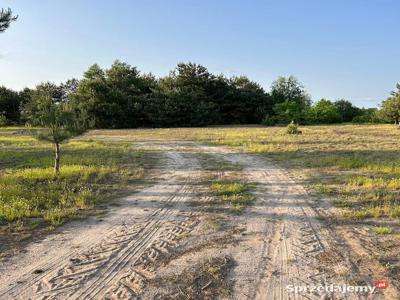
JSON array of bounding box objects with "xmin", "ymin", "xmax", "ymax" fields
[
  {"xmin": 0, "ymin": 144, "xmax": 203, "ymax": 300},
  {"xmin": 196, "ymin": 145, "xmax": 366, "ymax": 300}
]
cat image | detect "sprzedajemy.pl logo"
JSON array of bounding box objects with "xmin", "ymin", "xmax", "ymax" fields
[{"xmin": 286, "ymin": 281, "xmax": 388, "ymax": 294}]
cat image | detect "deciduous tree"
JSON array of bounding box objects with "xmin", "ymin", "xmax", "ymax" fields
[
  {"xmin": 307, "ymin": 99, "xmax": 342, "ymax": 124},
  {"xmin": 380, "ymin": 85, "xmax": 400, "ymax": 125},
  {"xmin": 270, "ymin": 76, "xmax": 311, "ymax": 123},
  {"xmin": 334, "ymin": 99, "xmax": 361, "ymax": 122}
]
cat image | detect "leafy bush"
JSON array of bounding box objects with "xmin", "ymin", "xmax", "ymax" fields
[{"xmin": 286, "ymin": 121, "xmax": 302, "ymax": 134}]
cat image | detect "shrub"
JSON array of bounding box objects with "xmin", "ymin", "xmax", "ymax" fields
[
  {"xmin": 286, "ymin": 121, "xmax": 302, "ymax": 134},
  {"xmin": 0, "ymin": 115, "xmax": 8, "ymax": 127}
]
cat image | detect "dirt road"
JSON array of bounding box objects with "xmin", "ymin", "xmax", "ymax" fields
[{"xmin": 0, "ymin": 142, "xmax": 392, "ymax": 299}]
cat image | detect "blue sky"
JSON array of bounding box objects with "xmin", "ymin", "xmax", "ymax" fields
[{"xmin": 0, "ymin": 0, "xmax": 399, "ymax": 107}]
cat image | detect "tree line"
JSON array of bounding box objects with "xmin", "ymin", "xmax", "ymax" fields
[{"xmin": 1, "ymin": 61, "xmax": 399, "ymax": 128}]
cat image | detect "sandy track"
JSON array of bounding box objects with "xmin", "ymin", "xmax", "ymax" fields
[
  {"xmin": 196, "ymin": 145, "xmax": 376, "ymax": 300},
  {"xmin": 0, "ymin": 144, "xmax": 202, "ymax": 299},
  {"xmin": 0, "ymin": 142, "xmax": 387, "ymax": 299}
]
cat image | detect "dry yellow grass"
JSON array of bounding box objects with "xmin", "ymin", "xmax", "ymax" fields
[{"xmin": 86, "ymin": 124, "xmax": 400, "ymax": 224}]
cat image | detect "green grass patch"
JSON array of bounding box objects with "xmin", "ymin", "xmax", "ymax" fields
[
  {"xmin": 346, "ymin": 176, "xmax": 400, "ymax": 191},
  {"xmin": 211, "ymin": 181, "xmax": 256, "ymax": 213},
  {"xmin": 373, "ymin": 226, "xmax": 393, "ymax": 235},
  {"xmin": 0, "ymin": 127, "xmax": 151, "ymax": 232}
]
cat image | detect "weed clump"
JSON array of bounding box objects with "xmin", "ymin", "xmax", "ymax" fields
[
  {"xmin": 211, "ymin": 181, "xmax": 255, "ymax": 213},
  {"xmin": 373, "ymin": 226, "xmax": 392, "ymax": 234},
  {"xmin": 286, "ymin": 121, "xmax": 302, "ymax": 134}
]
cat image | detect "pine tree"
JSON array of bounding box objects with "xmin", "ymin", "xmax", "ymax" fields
[{"xmin": 0, "ymin": 8, "xmax": 18, "ymax": 33}]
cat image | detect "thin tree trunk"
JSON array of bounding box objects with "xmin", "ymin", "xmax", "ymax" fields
[{"xmin": 54, "ymin": 142, "xmax": 60, "ymax": 176}]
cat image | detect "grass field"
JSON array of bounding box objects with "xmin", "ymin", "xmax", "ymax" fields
[
  {"xmin": 84, "ymin": 125, "xmax": 400, "ymax": 286},
  {"xmin": 2, "ymin": 124, "xmax": 400, "ymax": 295},
  {"xmin": 0, "ymin": 127, "xmax": 156, "ymax": 254},
  {"xmin": 95, "ymin": 125, "xmax": 400, "ymax": 219},
  {"xmin": 5, "ymin": 125, "xmax": 400, "ymax": 231},
  {"xmin": 88, "ymin": 125, "xmax": 400, "ymax": 224},
  {"xmin": 2, "ymin": 124, "xmax": 400, "ymax": 258}
]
